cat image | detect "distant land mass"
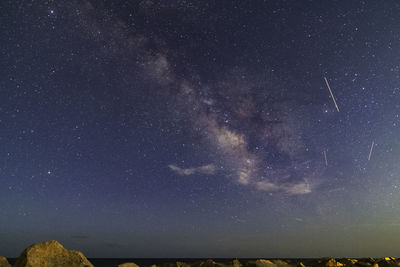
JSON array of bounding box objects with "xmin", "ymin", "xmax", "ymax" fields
[{"xmin": 1, "ymin": 240, "xmax": 399, "ymax": 267}]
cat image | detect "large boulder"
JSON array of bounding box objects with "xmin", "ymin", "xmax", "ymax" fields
[
  {"xmin": 0, "ymin": 256, "xmax": 11, "ymax": 267},
  {"xmin": 13, "ymin": 240, "xmax": 93, "ymax": 267}
]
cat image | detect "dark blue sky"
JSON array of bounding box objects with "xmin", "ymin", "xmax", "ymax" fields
[{"xmin": 1, "ymin": 0, "xmax": 400, "ymax": 258}]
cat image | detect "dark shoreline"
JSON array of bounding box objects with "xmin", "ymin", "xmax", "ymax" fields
[{"xmin": 6, "ymin": 257, "xmax": 400, "ymax": 267}]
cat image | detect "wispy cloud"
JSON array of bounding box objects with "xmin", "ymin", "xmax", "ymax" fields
[
  {"xmin": 284, "ymin": 182, "xmax": 312, "ymax": 195},
  {"xmin": 256, "ymin": 181, "xmax": 279, "ymax": 192},
  {"xmin": 168, "ymin": 164, "xmax": 217, "ymax": 176},
  {"xmin": 256, "ymin": 180, "xmax": 313, "ymax": 195}
]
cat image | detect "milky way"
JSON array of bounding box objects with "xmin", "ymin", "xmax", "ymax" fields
[{"xmin": 73, "ymin": 0, "xmax": 327, "ymax": 196}]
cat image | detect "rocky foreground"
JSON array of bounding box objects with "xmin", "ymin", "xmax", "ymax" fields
[{"xmin": 1, "ymin": 240, "xmax": 400, "ymax": 267}]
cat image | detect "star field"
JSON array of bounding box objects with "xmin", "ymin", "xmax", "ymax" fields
[{"xmin": 1, "ymin": 0, "xmax": 400, "ymax": 258}]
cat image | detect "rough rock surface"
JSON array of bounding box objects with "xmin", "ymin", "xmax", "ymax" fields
[
  {"xmin": 339, "ymin": 258, "xmax": 358, "ymax": 266},
  {"xmin": 272, "ymin": 259, "xmax": 291, "ymax": 266},
  {"xmin": 232, "ymin": 259, "xmax": 242, "ymax": 267},
  {"xmin": 118, "ymin": 263, "xmax": 140, "ymax": 267},
  {"xmin": 324, "ymin": 258, "xmax": 344, "ymax": 267},
  {"xmin": 176, "ymin": 262, "xmax": 192, "ymax": 267},
  {"xmin": 199, "ymin": 259, "xmax": 221, "ymax": 267},
  {"xmin": 254, "ymin": 259, "xmax": 276, "ymax": 267},
  {"xmin": 0, "ymin": 257, "xmax": 11, "ymax": 267},
  {"xmin": 13, "ymin": 240, "xmax": 93, "ymax": 267},
  {"xmin": 376, "ymin": 257, "xmax": 400, "ymax": 267},
  {"xmin": 162, "ymin": 262, "xmax": 191, "ymax": 267}
]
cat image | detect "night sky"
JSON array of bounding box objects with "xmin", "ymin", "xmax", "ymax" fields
[{"xmin": 2, "ymin": 0, "xmax": 400, "ymax": 259}]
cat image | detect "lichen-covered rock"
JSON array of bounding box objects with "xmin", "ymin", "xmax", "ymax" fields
[
  {"xmin": 13, "ymin": 240, "xmax": 93, "ymax": 267},
  {"xmin": 0, "ymin": 256, "xmax": 11, "ymax": 267},
  {"xmin": 118, "ymin": 263, "xmax": 140, "ymax": 267}
]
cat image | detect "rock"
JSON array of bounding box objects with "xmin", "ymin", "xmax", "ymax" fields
[
  {"xmin": 0, "ymin": 256, "xmax": 11, "ymax": 267},
  {"xmin": 13, "ymin": 240, "xmax": 93, "ymax": 267},
  {"xmin": 200, "ymin": 259, "xmax": 221, "ymax": 267},
  {"xmin": 246, "ymin": 259, "xmax": 294, "ymax": 267},
  {"xmin": 356, "ymin": 262, "xmax": 372, "ymax": 267},
  {"xmin": 176, "ymin": 262, "xmax": 191, "ymax": 267},
  {"xmin": 376, "ymin": 257, "xmax": 400, "ymax": 267},
  {"xmin": 254, "ymin": 259, "xmax": 275, "ymax": 267},
  {"xmin": 118, "ymin": 263, "xmax": 140, "ymax": 267},
  {"xmin": 384, "ymin": 258, "xmax": 396, "ymax": 261},
  {"xmin": 232, "ymin": 259, "xmax": 242, "ymax": 267},
  {"xmin": 191, "ymin": 259, "xmax": 221, "ymax": 267},
  {"xmin": 318, "ymin": 258, "xmax": 344, "ymax": 267},
  {"xmin": 217, "ymin": 260, "xmax": 242, "ymax": 267},
  {"xmin": 271, "ymin": 260, "xmax": 290, "ymax": 266},
  {"xmin": 325, "ymin": 258, "xmax": 344, "ymax": 267},
  {"xmin": 162, "ymin": 262, "xmax": 191, "ymax": 267},
  {"xmin": 339, "ymin": 258, "xmax": 358, "ymax": 266},
  {"xmin": 324, "ymin": 258, "xmax": 337, "ymax": 267}
]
